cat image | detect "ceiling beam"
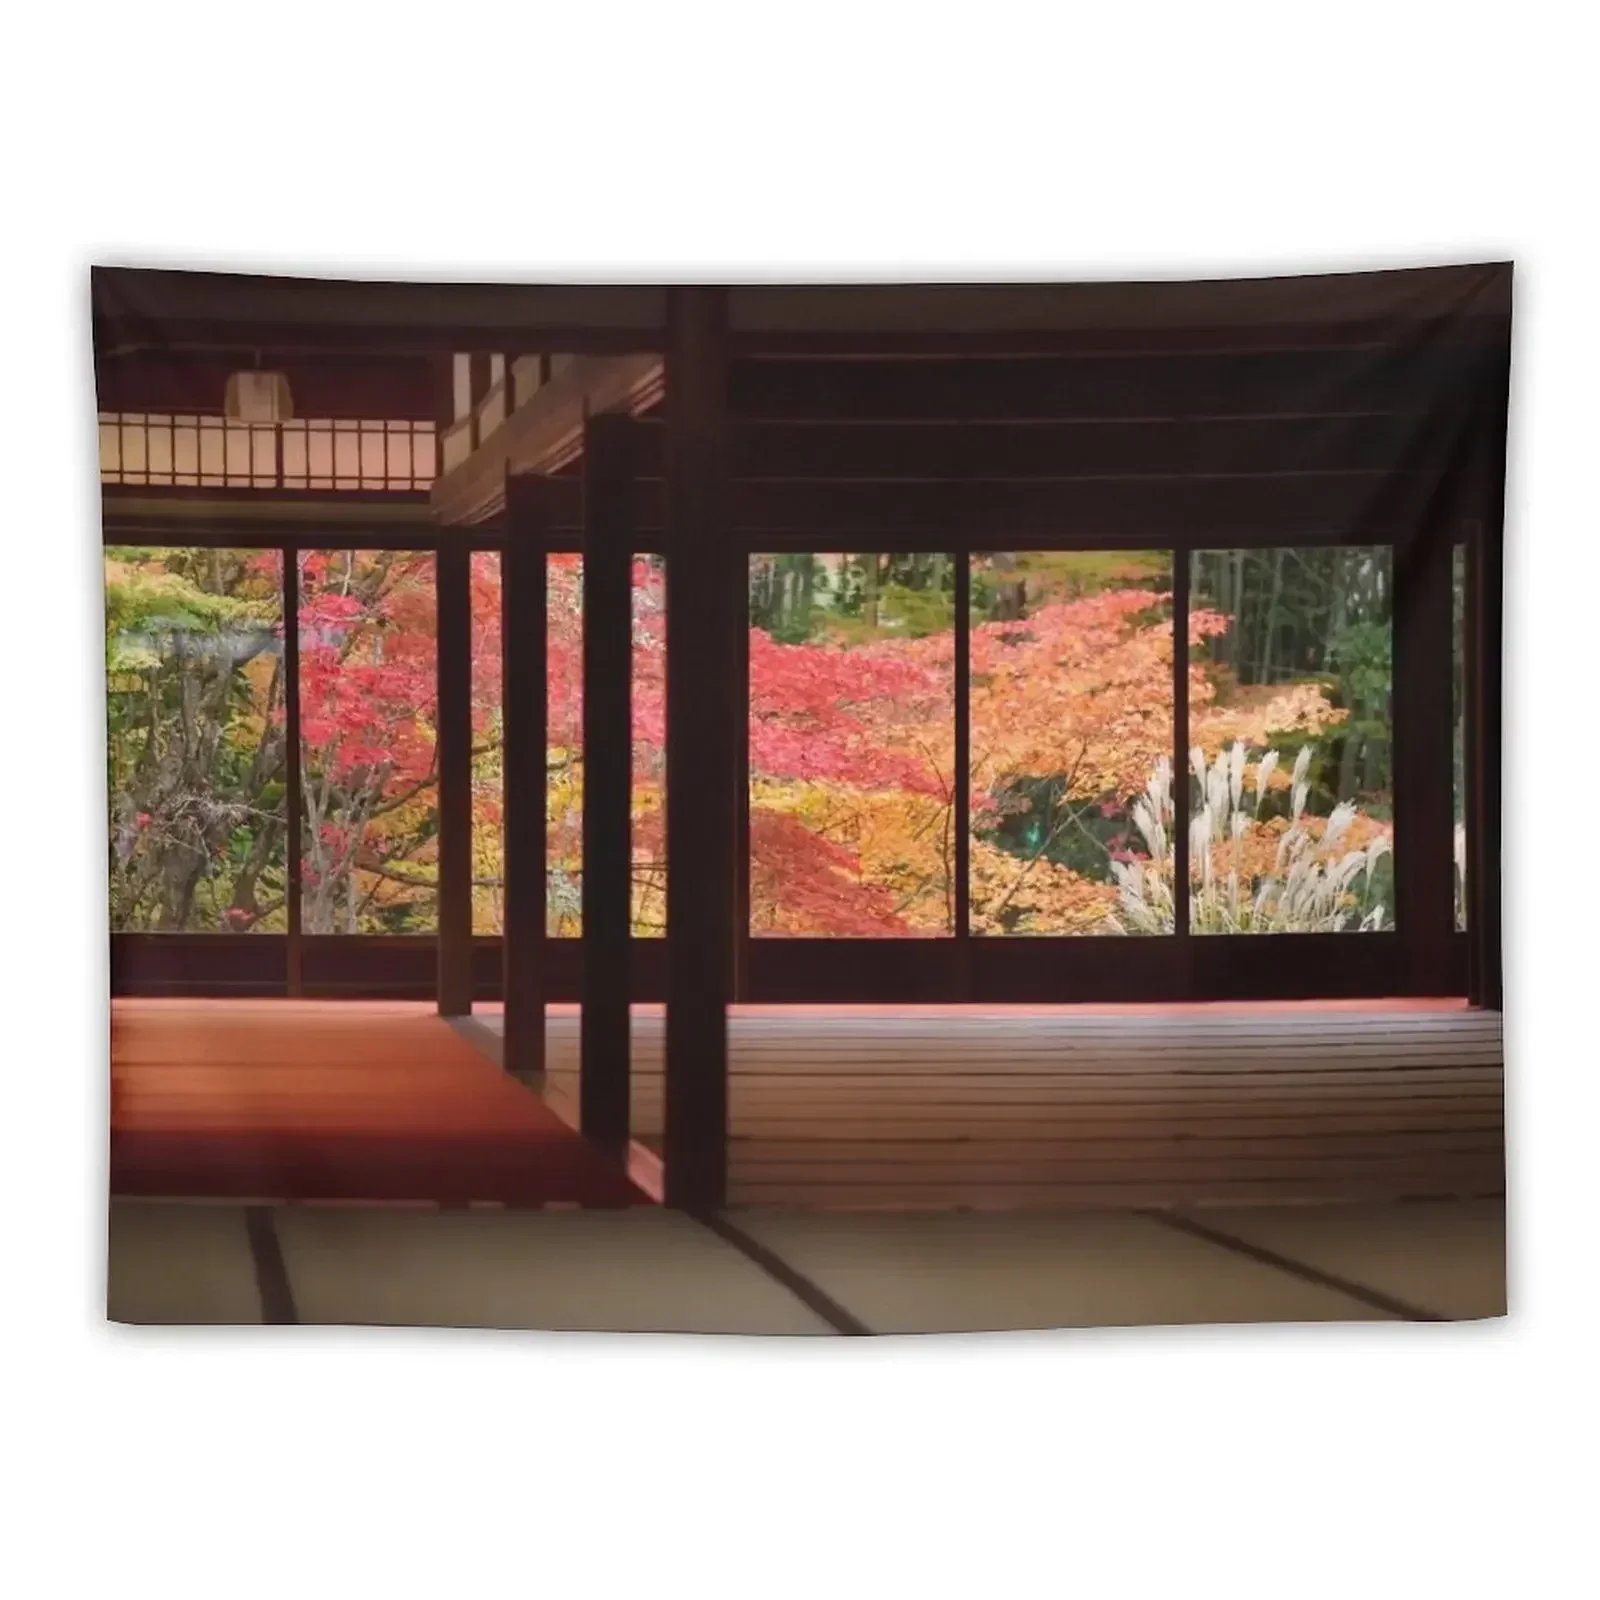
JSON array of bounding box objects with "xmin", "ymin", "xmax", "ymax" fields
[
  {"xmin": 614, "ymin": 410, "xmax": 1467, "ymax": 482},
  {"xmin": 725, "ymin": 343, "xmax": 1503, "ymax": 421},
  {"xmin": 521, "ymin": 464, "xmax": 1474, "ymax": 547},
  {"xmin": 91, "ymin": 268, "xmax": 666, "ymax": 355},
  {"xmin": 90, "ymin": 264, "xmax": 1510, "ymax": 357},
  {"xmin": 428, "ymin": 354, "xmax": 663, "ymax": 526}
]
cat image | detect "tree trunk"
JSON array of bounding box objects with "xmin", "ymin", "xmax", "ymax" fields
[
  {"xmin": 798, "ymin": 553, "xmax": 815, "ymax": 635},
  {"xmin": 1258, "ymin": 549, "xmax": 1284, "ymax": 683}
]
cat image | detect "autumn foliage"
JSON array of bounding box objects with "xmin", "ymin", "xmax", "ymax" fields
[{"xmin": 106, "ymin": 545, "xmax": 1392, "ymax": 939}]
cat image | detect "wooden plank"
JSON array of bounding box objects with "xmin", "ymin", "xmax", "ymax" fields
[
  {"xmin": 532, "ymin": 999, "xmax": 1503, "ymax": 1209},
  {"xmin": 109, "ymin": 1000, "xmax": 642, "ymax": 1205},
  {"xmin": 579, "ymin": 414, "xmax": 636, "ymax": 1151},
  {"xmin": 734, "ymin": 1129, "xmax": 1502, "ymax": 1159},
  {"xmin": 90, "ymin": 265, "xmax": 1510, "ymax": 359},
  {"xmin": 728, "ymin": 1176, "xmax": 1504, "ymax": 1208},
  {"xmin": 662, "ymin": 287, "xmax": 735, "ymax": 1210},
  {"xmin": 434, "ymin": 541, "xmax": 473, "ymax": 1016},
  {"xmin": 91, "ymin": 268, "xmax": 667, "ymax": 355},
  {"xmin": 723, "ymin": 271, "xmax": 1512, "ymax": 346},
  {"xmin": 717, "ymin": 1109, "xmax": 1506, "ymax": 1134},
  {"xmin": 726, "ymin": 347, "xmax": 1504, "ymax": 422},
  {"xmin": 501, "ymin": 476, "xmax": 550, "ymax": 1078},
  {"xmin": 623, "ymin": 413, "xmax": 1469, "ymax": 482},
  {"xmin": 510, "ymin": 468, "xmax": 1457, "ymax": 546}
]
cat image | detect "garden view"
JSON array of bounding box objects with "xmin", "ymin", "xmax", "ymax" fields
[{"xmin": 106, "ymin": 540, "xmax": 1465, "ymax": 940}]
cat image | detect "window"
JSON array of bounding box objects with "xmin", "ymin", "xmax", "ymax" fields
[
  {"xmin": 971, "ymin": 551, "xmax": 1174, "ymax": 935},
  {"xmin": 1186, "ymin": 547, "xmax": 1394, "ymax": 933},
  {"xmin": 748, "ymin": 552, "xmax": 956, "ymax": 936},
  {"xmin": 298, "ymin": 550, "xmax": 438, "ymax": 934},
  {"xmin": 105, "ymin": 547, "xmax": 287, "ymax": 932},
  {"xmin": 98, "ymin": 414, "xmax": 435, "ymax": 491},
  {"xmin": 547, "ymin": 554, "xmax": 582, "ymax": 934},
  {"xmin": 470, "ymin": 551, "xmax": 504, "ymax": 936},
  {"xmin": 543, "ymin": 554, "xmax": 668, "ymax": 937}
]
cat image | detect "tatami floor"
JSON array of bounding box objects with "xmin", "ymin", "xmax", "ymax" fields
[{"xmin": 106, "ymin": 1196, "xmax": 1507, "ymax": 1333}]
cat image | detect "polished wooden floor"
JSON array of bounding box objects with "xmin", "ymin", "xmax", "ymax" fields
[
  {"xmin": 475, "ymin": 999, "xmax": 1506, "ymax": 1210},
  {"xmin": 110, "ymin": 1000, "xmax": 644, "ymax": 1206}
]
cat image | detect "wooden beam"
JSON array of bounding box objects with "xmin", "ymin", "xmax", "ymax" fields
[
  {"xmin": 282, "ymin": 547, "xmax": 303, "ymax": 996},
  {"xmin": 91, "ymin": 265, "xmax": 1510, "ymax": 360},
  {"xmin": 662, "ymin": 288, "xmax": 735, "ymax": 1211},
  {"xmin": 733, "ymin": 470, "xmax": 1456, "ymax": 544},
  {"xmin": 435, "ymin": 541, "xmax": 473, "ymax": 1016},
  {"xmin": 102, "ymin": 486, "xmax": 434, "ymax": 517},
  {"xmin": 1172, "ymin": 549, "xmax": 1192, "ymax": 955},
  {"xmin": 467, "ymin": 354, "xmax": 495, "ymax": 450},
  {"xmin": 724, "ymin": 269, "xmax": 1512, "ymax": 348},
  {"xmin": 91, "ymin": 269, "xmax": 667, "ymax": 355},
  {"xmin": 1393, "ymin": 476, "xmax": 1465, "ymax": 996},
  {"xmin": 952, "ymin": 553, "xmax": 972, "ymax": 973},
  {"xmin": 579, "ymin": 414, "xmax": 636, "ymax": 1152},
  {"xmin": 430, "ymin": 354, "xmax": 663, "ymax": 527},
  {"xmin": 511, "ymin": 467, "xmax": 1465, "ymax": 547},
  {"xmin": 726, "ymin": 345, "xmax": 1503, "ymax": 422},
  {"xmin": 94, "ymin": 348, "xmax": 438, "ymax": 419},
  {"xmin": 1465, "ymin": 524, "xmax": 1483, "ymax": 1006},
  {"xmin": 1471, "ymin": 352, "xmax": 1510, "ymax": 1011},
  {"xmin": 623, "ymin": 411, "xmax": 1471, "ymax": 482},
  {"xmin": 501, "ymin": 475, "xmax": 550, "ymax": 1078}
]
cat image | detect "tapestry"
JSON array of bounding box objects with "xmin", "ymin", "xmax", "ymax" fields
[{"xmin": 96, "ymin": 266, "xmax": 1510, "ymax": 1333}]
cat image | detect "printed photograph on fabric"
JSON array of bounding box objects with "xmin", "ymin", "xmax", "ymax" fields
[{"xmin": 99, "ymin": 268, "xmax": 1508, "ymax": 1333}]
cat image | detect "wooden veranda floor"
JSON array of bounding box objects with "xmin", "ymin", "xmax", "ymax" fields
[
  {"xmin": 473, "ymin": 1000, "xmax": 1505, "ymax": 1210},
  {"xmin": 110, "ymin": 1000, "xmax": 645, "ymax": 1206}
]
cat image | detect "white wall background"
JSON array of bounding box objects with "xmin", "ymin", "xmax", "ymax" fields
[{"xmin": 3, "ymin": 6, "xmax": 1591, "ymax": 1599}]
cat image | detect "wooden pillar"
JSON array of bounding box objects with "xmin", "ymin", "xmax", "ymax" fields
[
  {"xmin": 282, "ymin": 544, "xmax": 303, "ymax": 997},
  {"xmin": 1464, "ymin": 522, "xmax": 1482, "ymax": 1007},
  {"xmin": 1471, "ymin": 351, "xmax": 1509, "ymax": 1011},
  {"xmin": 435, "ymin": 539, "xmax": 474, "ymax": 1016},
  {"xmin": 433, "ymin": 353, "xmax": 457, "ymax": 480},
  {"xmin": 1171, "ymin": 545, "xmax": 1192, "ymax": 986},
  {"xmin": 502, "ymin": 473, "xmax": 549, "ymax": 1078},
  {"xmin": 1393, "ymin": 494, "xmax": 1460, "ymax": 997},
  {"xmin": 468, "ymin": 353, "xmax": 494, "ymax": 451},
  {"xmin": 663, "ymin": 288, "xmax": 734, "ymax": 1211},
  {"xmin": 952, "ymin": 545, "xmax": 973, "ymax": 996},
  {"xmin": 433, "ymin": 347, "xmax": 474, "ymax": 1013},
  {"xmin": 579, "ymin": 413, "xmax": 636, "ymax": 1151}
]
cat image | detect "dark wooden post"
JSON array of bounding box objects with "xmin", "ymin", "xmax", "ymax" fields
[
  {"xmin": 580, "ymin": 413, "xmax": 636, "ymax": 1151},
  {"xmin": 1471, "ymin": 349, "xmax": 1510, "ymax": 1012},
  {"xmin": 283, "ymin": 544, "xmax": 303, "ymax": 997},
  {"xmin": 1171, "ymin": 545, "xmax": 1192, "ymax": 984},
  {"xmin": 432, "ymin": 353, "xmax": 457, "ymax": 479},
  {"xmin": 467, "ymin": 353, "xmax": 494, "ymax": 452},
  {"xmin": 663, "ymin": 287, "xmax": 735, "ymax": 1211},
  {"xmin": 502, "ymin": 473, "xmax": 549, "ymax": 1078},
  {"xmin": 952, "ymin": 544, "xmax": 972, "ymax": 994},
  {"xmin": 435, "ymin": 539, "xmax": 474, "ymax": 1016},
  {"xmin": 1464, "ymin": 523, "xmax": 1482, "ymax": 1007},
  {"xmin": 1393, "ymin": 506, "xmax": 1459, "ymax": 997}
]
